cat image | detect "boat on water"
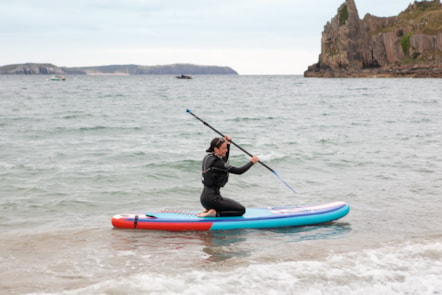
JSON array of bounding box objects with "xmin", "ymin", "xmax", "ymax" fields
[
  {"xmin": 112, "ymin": 201, "xmax": 350, "ymax": 231},
  {"xmin": 176, "ymin": 74, "xmax": 192, "ymax": 79},
  {"xmin": 50, "ymin": 75, "xmax": 66, "ymax": 81}
]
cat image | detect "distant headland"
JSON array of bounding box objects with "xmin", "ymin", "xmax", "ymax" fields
[
  {"xmin": 0, "ymin": 63, "xmax": 238, "ymax": 75},
  {"xmin": 304, "ymin": 0, "xmax": 442, "ymax": 78}
]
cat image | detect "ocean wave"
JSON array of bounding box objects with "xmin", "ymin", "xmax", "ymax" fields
[
  {"xmin": 76, "ymin": 126, "xmax": 143, "ymax": 132},
  {"xmin": 28, "ymin": 240, "xmax": 441, "ymax": 295},
  {"xmin": 228, "ymin": 116, "xmax": 279, "ymax": 122}
]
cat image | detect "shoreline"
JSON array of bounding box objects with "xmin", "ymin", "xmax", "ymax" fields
[{"xmin": 304, "ymin": 63, "xmax": 442, "ymax": 78}]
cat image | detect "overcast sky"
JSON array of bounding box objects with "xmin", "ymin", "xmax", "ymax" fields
[{"xmin": 1, "ymin": 0, "xmax": 413, "ymax": 74}]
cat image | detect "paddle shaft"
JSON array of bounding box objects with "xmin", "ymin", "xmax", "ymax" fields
[{"xmin": 186, "ymin": 109, "xmax": 297, "ymax": 193}]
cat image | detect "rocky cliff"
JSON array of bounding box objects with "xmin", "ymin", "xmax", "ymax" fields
[
  {"xmin": 305, "ymin": 0, "xmax": 442, "ymax": 78},
  {"xmin": 0, "ymin": 63, "xmax": 238, "ymax": 75}
]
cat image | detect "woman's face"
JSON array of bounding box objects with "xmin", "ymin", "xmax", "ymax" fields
[{"xmin": 214, "ymin": 142, "xmax": 228, "ymax": 157}]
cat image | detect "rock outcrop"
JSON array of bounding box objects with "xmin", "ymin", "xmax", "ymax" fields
[{"xmin": 305, "ymin": 0, "xmax": 442, "ymax": 78}]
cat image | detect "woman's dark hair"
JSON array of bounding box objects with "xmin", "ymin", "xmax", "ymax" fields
[{"xmin": 206, "ymin": 137, "xmax": 225, "ymax": 152}]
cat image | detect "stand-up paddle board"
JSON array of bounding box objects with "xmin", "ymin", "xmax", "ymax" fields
[{"xmin": 112, "ymin": 201, "xmax": 350, "ymax": 231}]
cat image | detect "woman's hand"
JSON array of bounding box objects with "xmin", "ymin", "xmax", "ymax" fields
[{"xmin": 250, "ymin": 155, "xmax": 259, "ymax": 164}]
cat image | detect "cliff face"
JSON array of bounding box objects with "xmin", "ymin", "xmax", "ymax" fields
[{"xmin": 305, "ymin": 0, "xmax": 442, "ymax": 77}]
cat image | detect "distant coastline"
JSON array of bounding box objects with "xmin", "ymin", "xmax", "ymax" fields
[{"xmin": 0, "ymin": 63, "xmax": 238, "ymax": 75}]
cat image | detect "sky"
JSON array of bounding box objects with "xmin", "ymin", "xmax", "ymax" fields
[{"xmin": 1, "ymin": 0, "xmax": 413, "ymax": 75}]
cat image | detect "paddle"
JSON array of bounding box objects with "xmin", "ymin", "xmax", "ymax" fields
[{"xmin": 186, "ymin": 109, "xmax": 297, "ymax": 193}]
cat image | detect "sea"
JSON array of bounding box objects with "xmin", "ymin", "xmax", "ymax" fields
[{"xmin": 0, "ymin": 75, "xmax": 441, "ymax": 295}]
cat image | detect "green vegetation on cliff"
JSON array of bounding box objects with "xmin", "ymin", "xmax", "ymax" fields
[
  {"xmin": 377, "ymin": 0, "xmax": 442, "ymax": 35},
  {"xmin": 400, "ymin": 32, "xmax": 413, "ymax": 55},
  {"xmin": 339, "ymin": 5, "xmax": 349, "ymax": 25}
]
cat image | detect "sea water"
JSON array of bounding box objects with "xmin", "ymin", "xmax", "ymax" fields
[{"xmin": 0, "ymin": 75, "xmax": 441, "ymax": 294}]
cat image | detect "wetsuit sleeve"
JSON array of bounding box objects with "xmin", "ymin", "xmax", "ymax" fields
[{"xmin": 227, "ymin": 161, "xmax": 254, "ymax": 175}]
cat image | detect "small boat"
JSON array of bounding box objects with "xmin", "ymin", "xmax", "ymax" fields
[
  {"xmin": 112, "ymin": 201, "xmax": 350, "ymax": 231},
  {"xmin": 176, "ymin": 74, "xmax": 192, "ymax": 79},
  {"xmin": 50, "ymin": 75, "xmax": 66, "ymax": 81}
]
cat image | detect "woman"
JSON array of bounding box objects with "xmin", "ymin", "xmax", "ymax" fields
[{"xmin": 198, "ymin": 136, "xmax": 259, "ymax": 217}]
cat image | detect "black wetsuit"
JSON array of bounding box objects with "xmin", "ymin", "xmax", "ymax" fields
[{"xmin": 200, "ymin": 144, "xmax": 254, "ymax": 217}]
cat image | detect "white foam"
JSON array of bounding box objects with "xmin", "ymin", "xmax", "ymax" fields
[
  {"xmin": 253, "ymin": 151, "xmax": 287, "ymax": 162},
  {"xmin": 30, "ymin": 240, "xmax": 441, "ymax": 295}
]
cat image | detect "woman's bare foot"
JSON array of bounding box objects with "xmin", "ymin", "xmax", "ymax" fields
[{"xmin": 197, "ymin": 209, "xmax": 217, "ymax": 217}]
